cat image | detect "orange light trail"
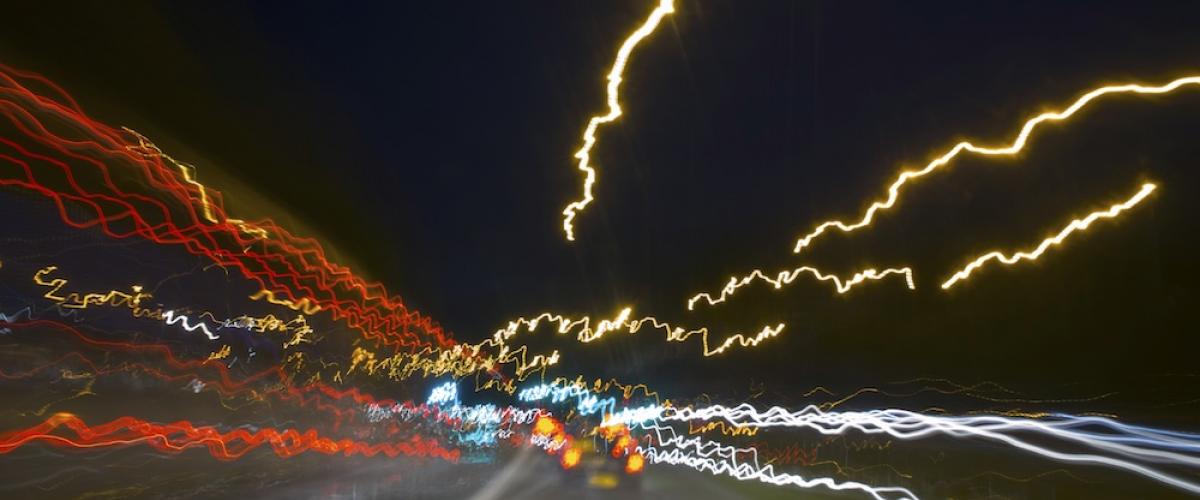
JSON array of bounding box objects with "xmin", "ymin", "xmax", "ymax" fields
[
  {"xmin": 791, "ymin": 75, "xmax": 1200, "ymax": 255},
  {"xmin": 0, "ymin": 413, "xmax": 461, "ymax": 462},
  {"xmin": 940, "ymin": 182, "xmax": 1157, "ymax": 289},
  {"xmin": 561, "ymin": 0, "xmax": 675, "ymax": 241}
]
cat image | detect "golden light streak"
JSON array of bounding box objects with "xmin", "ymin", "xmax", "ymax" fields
[
  {"xmin": 33, "ymin": 266, "xmax": 149, "ymax": 310},
  {"xmin": 791, "ymin": 76, "xmax": 1200, "ymax": 255},
  {"xmin": 940, "ymin": 182, "xmax": 1157, "ymax": 289},
  {"xmin": 206, "ymin": 345, "xmax": 232, "ymax": 361},
  {"xmin": 702, "ymin": 322, "xmax": 786, "ymax": 356},
  {"xmin": 561, "ymin": 0, "xmax": 676, "ymax": 241},
  {"xmin": 125, "ymin": 127, "xmax": 269, "ymax": 239},
  {"xmin": 687, "ymin": 266, "xmax": 914, "ymax": 310},
  {"xmin": 228, "ymin": 218, "xmax": 270, "ymax": 239},
  {"xmin": 489, "ymin": 307, "xmax": 785, "ymax": 357},
  {"xmin": 689, "ymin": 421, "xmax": 759, "ymax": 437},
  {"xmin": 249, "ymin": 289, "xmax": 322, "ymax": 315},
  {"xmin": 124, "ymin": 127, "xmax": 218, "ymax": 224}
]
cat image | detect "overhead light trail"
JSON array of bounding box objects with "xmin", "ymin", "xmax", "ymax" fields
[
  {"xmin": 490, "ymin": 307, "xmax": 785, "ymax": 356},
  {"xmin": 941, "ymin": 182, "xmax": 1157, "ymax": 289},
  {"xmin": 561, "ymin": 0, "xmax": 676, "ymax": 241},
  {"xmin": 790, "ymin": 75, "xmax": 1200, "ymax": 255},
  {"xmin": 687, "ymin": 265, "xmax": 914, "ymax": 310}
]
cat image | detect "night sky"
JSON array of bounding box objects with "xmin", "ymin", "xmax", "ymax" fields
[{"xmin": 4, "ymin": 1, "xmax": 1199, "ymax": 408}]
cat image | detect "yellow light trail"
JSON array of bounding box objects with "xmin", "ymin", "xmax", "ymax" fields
[
  {"xmin": 124, "ymin": 127, "xmax": 219, "ymax": 224},
  {"xmin": 249, "ymin": 289, "xmax": 322, "ymax": 315},
  {"xmin": 791, "ymin": 75, "xmax": 1200, "ymax": 255},
  {"xmin": 689, "ymin": 421, "xmax": 759, "ymax": 437},
  {"xmin": 687, "ymin": 266, "xmax": 914, "ymax": 310},
  {"xmin": 490, "ymin": 307, "xmax": 784, "ymax": 357},
  {"xmin": 940, "ymin": 182, "xmax": 1157, "ymax": 289},
  {"xmin": 703, "ymin": 322, "xmax": 786, "ymax": 356},
  {"xmin": 561, "ymin": 0, "xmax": 676, "ymax": 241},
  {"xmin": 125, "ymin": 127, "xmax": 269, "ymax": 239},
  {"xmin": 33, "ymin": 266, "xmax": 149, "ymax": 310}
]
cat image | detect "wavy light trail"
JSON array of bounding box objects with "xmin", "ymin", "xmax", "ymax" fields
[
  {"xmin": 490, "ymin": 307, "xmax": 784, "ymax": 356},
  {"xmin": 661, "ymin": 404, "xmax": 1200, "ymax": 495},
  {"xmin": 687, "ymin": 266, "xmax": 914, "ymax": 310},
  {"xmin": 791, "ymin": 75, "xmax": 1200, "ymax": 255},
  {"xmin": 561, "ymin": 0, "xmax": 676, "ymax": 241},
  {"xmin": 160, "ymin": 310, "xmax": 220, "ymax": 340},
  {"xmin": 0, "ymin": 64, "xmax": 454, "ymax": 350},
  {"xmin": 0, "ymin": 413, "xmax": 461, "ymax": 461},
  {"xmin": 637, "ymin": 422, "xmax": 917, "ymax": 500},
  {"xmin": 941, "ymin": 182, "xmax": 1157, "ymax": 289}
]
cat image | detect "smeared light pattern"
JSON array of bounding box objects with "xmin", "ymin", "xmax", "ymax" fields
[
  {"xmin": 0, "ymin": 412, "xmax": 461, "ymax": 461},
  {"xmin": 941, "ymin": 182, "xmax": 1157, "ymax": 288},
  {"xmin": 248, "ymin": 289, "xmax": 322, "ymax": 315},
  {"xmin": 427, "ymin": 381, "xmax": 459, "ymax": 406},
  {"xmin": 1, "ymin": 62, "xmax": 455, "ymax": 350},
  {"xmin": 0, "ymin": 30, "xmax": 1197, "ymax": 500},
  {"xmin": 561, "ymin": 446, "xmax": 582, "ymax": 468},
  {"xmin": 636, "ymin": 422, "xmax": 917, "ymax": 500},
  {"xmin": 33, "ymin": 266, "xmax": 149, "ymax": 311},
  {"xmin": 160, "ymin": 310, "xmax": 220, "ymax": 340},
  {"xmin": 604, "ymin": 404, "xmax": 666, "ymax": 427},
  {"xmin": 561, "ymin": 0, "xmax": 676, "ymax": 241},
  {"xmin": 125, "ymin": 127, "xmax": 271, "ymax": 239},
  {"xmin": 364, "ymin": 401, "xmax": 543, "ymax": 428},
  {"xmin": 519, "ymin": 381, "xmax": 617, "ymax": 418},
  {"xmin": 688, "ymin": 266, "xmax": 914, "ymax": 310},
  {"xmin": 491, "ymin": 307, "xmax": 784, "ymax": 356},
  {"xmin": 625, "ymin": 452, "xmax": 645, "ymax": 473},
  {"xmin": 791, "ymin": 75, "xmax": 1200, "ymax": 255},
  {"xmin": 662, "ymin": 403, "xmax": 1200, "ymax": 495},
  {"xmin": 689, "ymin": 420, "xmax": 759, "ymax": 437}
]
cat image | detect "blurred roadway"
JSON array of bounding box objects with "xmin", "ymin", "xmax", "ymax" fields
[{"xmin": 469, "ymin": 446, "xmax": 856, "ymax": 500}]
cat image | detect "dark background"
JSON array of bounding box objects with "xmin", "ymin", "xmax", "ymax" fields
[{"xmin": 3, "ymin": 1, "xmax": 1199, "ymax": 410}]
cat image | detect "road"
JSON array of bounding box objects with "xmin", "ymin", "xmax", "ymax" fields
[{"xmin": 469, "ymin": 446, "xmax": 860, "ymax": 500}]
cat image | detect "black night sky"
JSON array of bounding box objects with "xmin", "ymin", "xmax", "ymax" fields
[{"xmin": 4, "ymin": 1, "xmax": 1200, "ymax": 413}]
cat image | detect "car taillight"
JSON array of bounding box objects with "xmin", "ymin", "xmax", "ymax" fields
[
  {"xmin": 625, "ymin": 453, "xmax": 644, "ymax": 474},
  {"xmin": 561, "ymin": 447, "xmax": 582, "ymax": 469}
]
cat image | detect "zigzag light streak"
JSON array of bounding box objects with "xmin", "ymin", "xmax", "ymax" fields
[
  {"xmin": 0, "ymin": 412, "xmax": 461, "ymax": 461},
  {"xmin": 636, "ymin": 422, "xmax": 918, "ymax": 500},
  {"xmin": 0, "ymin": 64, "xmax": 455, "ymax": 349},
  {"xmin": 791, "ymin": 75, "xmax": 1200, "ymax": 255},
  {"xmin": 0, "ymin": 306, "xmax": 33, "ymax": 324},
  {"xmin": 519, "ymin": 381, "xmax": 618, "ymax": 418},
  {"xmin": 124, "ymin": 127, "xmax": 271, "ymax": 239},
  {"xmin": 561, "ymin": 0, "xmax": 675, "ymax": 241},
  {"xmin": 661, "ymin": 404, "xmax": 1200, "ymax": 495},
  {"xmin": 687, "ymin": 266, "xmax": 914, "ymax": 310},
  {"xmin": 160, "ymin": 310, "xmax": 220, "ymax": 340},
  {"xmin": 490, "ymin": 307, "xmax": 785, "ymax": 356},
  {"xmin": 940, "ymin": 182, "xmax": 1157, "ymax": 289},
  {"xmin": 249, "ymin": 289, "xmax": 322, "ymax": 315}
]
